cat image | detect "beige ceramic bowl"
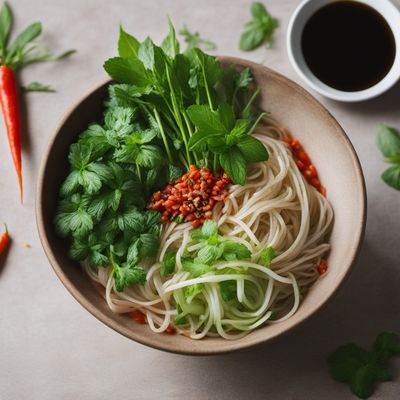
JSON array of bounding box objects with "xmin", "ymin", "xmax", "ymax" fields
[{"xmin": 36, "ymin": 57, "xmax": 366, "ymax": 355}]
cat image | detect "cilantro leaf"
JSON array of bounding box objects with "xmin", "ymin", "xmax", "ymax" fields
[
  {"xmin": 182, "ymin": 259, "xmax": 212, "ymax": 277},
  {"xmin": 70, "ymin": 234, "xmax": 108, "ymax": 267},
  {"xmin": 240, "ymin": 2, "xmax": 279, "ymax": 51},
  {"xmin": 184, "ymin": 283, "xmax": 204, "ymax": 303},
  {"xmin": 54, "ymin": 194, "xmax": 93, "ymax": 238},
  {"xmin": 195, "ymin": 244, "xmax": 223, "ymax": 264},
  {"xmin": 221, "ymin": 241, "xmax": 251, "ymax": 260},
  {"xmin": 160, "ymin": 251, "xmax": 177, "ymax": 276},
  {"xmin": 260, "ymin": 246, "xmax": 276, "ymax": 266},
  {"xmin": 179, "ymin": 25, "xmax": 216, "ymax": 51},
  {"xmin": 114, "ymin": 264, "xmax": 147, "ymax": 292}
]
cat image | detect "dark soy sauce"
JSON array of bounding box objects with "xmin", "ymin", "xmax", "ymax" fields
[{"xmin": 301, "ymin": 1, "xmax": 396, "ymax": 92}]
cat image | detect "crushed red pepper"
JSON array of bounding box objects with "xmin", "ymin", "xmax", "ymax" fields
[
  {"xmin": 148, "ymin": 165, "xmax": 231, "ymax": 228},
  {"xmin": 318, "ymin": 259, "xmax": 328, "ymax": 275},
  {"xmin": 283, "ymin": 138, "xmax": 326, "ymax": 196}
]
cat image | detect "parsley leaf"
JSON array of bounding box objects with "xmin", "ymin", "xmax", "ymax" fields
[
  {"xmin": 113, "ymin": 264, "xmax": 147, "ymax": 292},
  {"xmin": 239, "ymin": 2, "xmax": 279, "ymax": 51}
]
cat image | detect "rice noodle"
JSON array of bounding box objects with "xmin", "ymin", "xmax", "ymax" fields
[{"xmin": 83, "ymin": 120, "xmax": 333, "ymax": 340}]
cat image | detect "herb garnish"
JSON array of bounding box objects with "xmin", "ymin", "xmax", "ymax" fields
[
  {"xmin": 179, "ymin": 25, "xmax": 217, "ymax": 51},
  {"xmin": 328, "ymin": 332, "xmax": 400, "ymax": 399},
  {"xmin": 239, "ymin": 2, "xmax": 278, "ymax": 51},
  {"xmin": 55, "ymin": 20, "xmax": 271, "ymax": 292},
  {"xmin": 104, "ymin": 22, "xmax": 269, "ymax": 185},
  {"xmin": 376, "ymin": 124, "xmax": 400, "ymax": 190}
]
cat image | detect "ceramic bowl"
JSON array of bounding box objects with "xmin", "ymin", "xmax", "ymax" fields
[{"xmin": 36, "ymin": 57, "xmax": 366, "ymax": 354}]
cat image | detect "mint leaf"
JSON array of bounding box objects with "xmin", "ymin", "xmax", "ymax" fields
[
  {"xmin": 118, "ymin": 25, "xmax": 140, "ymax": 59},
  {"xmin": 327, "ymin": 333, "xmax": 400, "ymax": 399},
  {"xmin": 104, "ymin": 56, "xmax": 151, "ymax": 87},
  {"xmin": 382, "ymin": 165, "xmax": 400, "ymax": 190},
  {"xmin": 161, "ymin": 18, "xmax": 180, "ymax": 59},
  {"xmin": 376, "ymin": 125, "xmax": 400, "ymax": 162},
  {"xmin": 237, "ymin": 135, "xmax": 269, "ymax": 162},
  {"xmin": 220, "ymin": 147, "xmax": 246, "ymax": 185},
  {"xmin": 374, "ymin": 332, "xmax": 400, "ymax": 361},
  {"xmin": 160, "ymin": 251, "xmax": 177, "ymax": 276},
  {"xmin": 239, "ymin": 2, "xmax": 279, "ymax": 51}
]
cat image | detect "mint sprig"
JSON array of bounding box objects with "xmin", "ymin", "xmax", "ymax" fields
[
  {"xmin": 376, "ymin": 124, "xmax": 400, "ymax": 190},
  {"xmin": 328, "ymin": 332, "xmax": 400, "ymax": 399}
]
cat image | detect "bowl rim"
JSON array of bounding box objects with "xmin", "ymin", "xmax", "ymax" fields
[{"xmin": 36, "ymin": 56, "xmax": 367, "ymax": 355}]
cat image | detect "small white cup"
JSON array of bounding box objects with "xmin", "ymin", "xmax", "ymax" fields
[{"xmin": 287, "ymin": 0, "xmax": 400, "ymax": 102}]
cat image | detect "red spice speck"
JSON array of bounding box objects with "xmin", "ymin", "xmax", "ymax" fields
[
  {"xmin": 318, "ymin": 260, "xmax": 328, "ymax": 275},
  {"xmin": 284, "ymin": 138, "xmax": 326, "ymax": 195},
  {"xmin": 148, "ymin": 165, "xmax": 231, "ymax": 228},
  {"xmin": 131, "ymin": 309, "xmax": 147, "ymax": 324}
]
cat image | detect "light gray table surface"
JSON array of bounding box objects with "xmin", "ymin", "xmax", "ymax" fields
[{"xmin": 1, "ymin": 0, "xmax": 400, "ymax": 399}]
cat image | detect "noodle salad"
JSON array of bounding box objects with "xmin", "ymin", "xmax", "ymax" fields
[{"xmin": 54, "ymin": 22, "xmax": 333, "ymax": 340}]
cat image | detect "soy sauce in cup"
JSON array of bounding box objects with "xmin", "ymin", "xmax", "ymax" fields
[{"xmin": 301, "ymin": 1, "xmax": 396, "ymax": 92}]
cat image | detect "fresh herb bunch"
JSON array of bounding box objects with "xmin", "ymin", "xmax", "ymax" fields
[
  {"xmin": 55, "ymin": 20, "xmax": 270, "ymax": 292},
  {"xmin": 376, "ymin": 124, "xmax": 400, "ymax": 190},
  {"xmin": 104, "ymin": 20, "xmax": 269, "ymax": 185},
  {"xmin": 239, "ymin": 2, "xmax": 279, "ymax": 51},
  {"xmin": 160, "ymin": 220, "xmax": 276, "ymax": 325},
  {"xmin": 328, "ymin": 332, "xmax": 400, "ymax": 399},
  {"xmin": 54, "ymin": 89, "xmax": 182, "ymax": 292}
]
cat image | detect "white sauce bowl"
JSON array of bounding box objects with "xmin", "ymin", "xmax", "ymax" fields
[{"xmin": 287, "ymin": 0, "xmax": 400, "ymax": 102}]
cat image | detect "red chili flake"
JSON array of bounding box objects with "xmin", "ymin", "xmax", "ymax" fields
[
  {"xmin": 148, "ymin": 165, "xmax": 231, "ymax": 228},
  {"xmin": 131, "ymin": 310, "xmax": 147, "ymax": 324},
  {"xmin": 164, "ymin": 324, "xmax": 177, "ymax": 334},
  {"xmin": 283, "ymin": 137, "xmax": 326, "ymax": 196},
  {"xmin": 318, "ymin": 260, "xmax": 328, "ymax": 275}
]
